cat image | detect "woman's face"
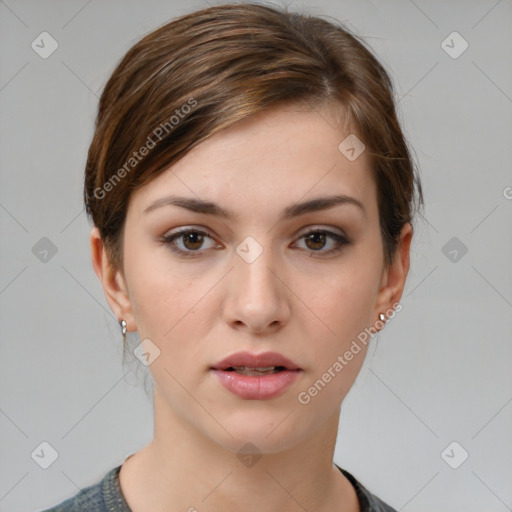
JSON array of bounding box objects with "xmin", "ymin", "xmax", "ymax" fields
[{"xmin": 103, "ymin": 102, "xmax": 410, "ymax": 453}]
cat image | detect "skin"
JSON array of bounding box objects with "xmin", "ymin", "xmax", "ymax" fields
[{"xmin": 91, "ymin": 101, "xmax": 412, "ymax": 512}]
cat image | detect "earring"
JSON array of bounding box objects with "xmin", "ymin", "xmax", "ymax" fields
[
  {"xmin": 378, "ymin": 313, "xmax": 386, "ymax": 322},
  {"xmin": 120, "ymin": 319, "xmax": 127, "ymax": 344}
]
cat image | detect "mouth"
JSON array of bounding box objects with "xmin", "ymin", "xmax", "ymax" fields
[{"xmin": 210, "ymin": 351, "xmax": 303, "ymax": 399}]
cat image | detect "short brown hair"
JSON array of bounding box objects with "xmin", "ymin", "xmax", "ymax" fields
[{"xmin": 84, "ymin": 2, "xmax": 424, "ymax": 270}]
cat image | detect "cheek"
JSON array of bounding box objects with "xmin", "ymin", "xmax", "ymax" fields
[
  {"xmin": 304, "ymin": 264, "xmax": 379, "ymax": 343},
  {"xmin": 295, "ymin": 259, "xmax": 379, "ymax": 393},
  {"xmin": 132, "ymin": 276, "xmax": 202, "ymax": 344},
  {"xmin": 124, "ymin": 248, "xmax": 218, "ymax": 382},
  {"xmin": 294, "ymin": 283, "xmax": 374, "ymax": 410},
  {"xmin": 123, "ymin": 240, "xmax": 196, "ymax": 339}
]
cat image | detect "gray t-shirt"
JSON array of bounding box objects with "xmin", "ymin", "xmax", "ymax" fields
[{"xmin": 41, "ymin": 464, "xmax": 397, "ymax": 511}]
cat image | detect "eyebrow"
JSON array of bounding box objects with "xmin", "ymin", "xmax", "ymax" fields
[{"xmin": 143, "ymin": 193, "xmax": 366, "ymax": 220}]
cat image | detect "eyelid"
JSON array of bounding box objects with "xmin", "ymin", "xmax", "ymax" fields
[{"xmin": 295, "ymin": 224, "xmax": 347, "ymax": 237}]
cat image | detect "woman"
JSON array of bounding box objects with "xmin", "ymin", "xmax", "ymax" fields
[{"xmin": 43, "ymin": 2, "xmax": 423, "ymax": 511}]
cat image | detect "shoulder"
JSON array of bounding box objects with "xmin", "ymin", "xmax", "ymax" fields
[
  {"xmin": 335, "ymin": 465, "xmax": 398, "ymax": 512},
  {"xmin": 39, "ymin": 465, "xmax": 130, "ymax": 512}
]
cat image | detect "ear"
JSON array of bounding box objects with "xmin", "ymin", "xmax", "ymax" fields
[
  {"xmin": 373, "ymin": 222, "xmax": 413, "ymax": 328},
  {"xmin": 90, "ymin": 226, "xmax": 137, "ymax": 332}
]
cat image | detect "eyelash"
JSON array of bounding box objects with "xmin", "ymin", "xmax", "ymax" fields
[{"xmin": 160, "ymin": 228, "xmax": 350, "ymax": 258}]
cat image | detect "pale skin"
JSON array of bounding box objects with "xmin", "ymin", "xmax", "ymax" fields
[{"xmin": 91, "ymin": 101, "xmax": 412, "ymax": 512}]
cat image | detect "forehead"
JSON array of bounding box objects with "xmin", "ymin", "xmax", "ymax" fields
[{"xmin": 129, "ymin": 103, "xmax": 378, "ymax": 223}]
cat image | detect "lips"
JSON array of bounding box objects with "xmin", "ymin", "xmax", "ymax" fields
[
  {"xmin": 210, "ymin": 351, "xmax": 303, "ymax": 399},
  {"xmin": 211, "ymin": 351, "xmax": 301, "ymax": 372}
]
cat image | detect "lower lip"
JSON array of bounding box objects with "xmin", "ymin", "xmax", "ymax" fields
[{"xmin": 210, "ymin": 369, "xmax": 302, "ymax": 399}]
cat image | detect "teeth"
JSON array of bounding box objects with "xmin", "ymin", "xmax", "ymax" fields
[
  {"xmin": 232, "ymin": 366, "xmax": 276, "ymax": 371},
  {"xmin": 229, "ymin": 366, "xmax": 281, "ymax": 376}
]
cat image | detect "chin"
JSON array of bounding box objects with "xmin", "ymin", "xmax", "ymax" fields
[
  {"xmin": 214, "ymin": 429, "xmax": 302, "ymax": 457},
  {"xmin": 200, "ymin": 408, "xmax": 315, "ymax": 455}
]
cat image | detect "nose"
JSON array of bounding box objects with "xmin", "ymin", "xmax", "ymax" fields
[{"xmin": 223, "ymin": 241, "xmax": 291, "ymax": 334}]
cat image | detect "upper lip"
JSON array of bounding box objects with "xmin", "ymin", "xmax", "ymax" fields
[{"xmin": 211, "ymin": 351, "xmax": 301, "ymax": 371}]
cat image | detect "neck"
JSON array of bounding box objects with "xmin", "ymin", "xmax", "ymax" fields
[{"xmin": 119, "ymin": 386, "xmax": 360, "ymax": 512}]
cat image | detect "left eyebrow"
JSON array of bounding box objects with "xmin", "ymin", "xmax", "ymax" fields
[{"xmin": 143, "ymin": 193, "xmax": 366, "ymax": 220}]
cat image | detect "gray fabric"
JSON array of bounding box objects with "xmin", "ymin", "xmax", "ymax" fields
[
  {"xmin": 338, "ymin": 466, "xmax": 398, "ymax": 512},
  {"xmin": 40, "ymin": 464, "xmax": 397, "ymax": 511}
]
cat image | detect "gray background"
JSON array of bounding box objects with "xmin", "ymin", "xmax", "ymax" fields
[{"xmin": 1, "ymin": 0, "xmax": 511, "ymax": 511}]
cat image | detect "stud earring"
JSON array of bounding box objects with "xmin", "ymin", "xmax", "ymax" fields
[
  {"xmin": 120, "ymin": 319, "xmax": 127, "ymax": 344},
  {"xmin": 378, "ymin": 313, "xmax": 386, "ymax": 322}
]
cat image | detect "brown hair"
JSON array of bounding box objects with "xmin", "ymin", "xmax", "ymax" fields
[{"xmin": 84, "ymin": 1, "xmax": 424, "ymax": 270}]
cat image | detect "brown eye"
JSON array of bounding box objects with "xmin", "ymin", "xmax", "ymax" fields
[
  {"xmin": 304, "ymin": 232, "xmax": 327, "ymax": 251},
  {"xmin": 181, "ymin": 231, "xmax": 205, "ymax": 250},
  {"xmin": 162, "ymin": 229, "xmax": 218, "ymax": 257},
  {"xmin": 295, "ymin": 229, "xmax": 349, "ymax": 256}
]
